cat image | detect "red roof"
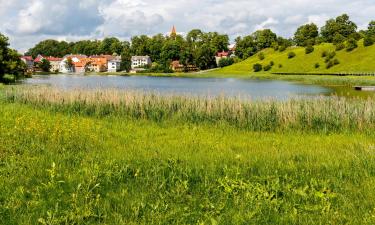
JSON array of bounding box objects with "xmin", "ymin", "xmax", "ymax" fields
[
  {"xmin": 21, "ymin": 56, "xmax": 33, "ymax": 61},
  {"xmin": 34, "ymin": 55, "xmax": 62, "ymax": 63},
  {"xmin": 216, "ymin": 51, "xmax": 230, "ymax": 57}
]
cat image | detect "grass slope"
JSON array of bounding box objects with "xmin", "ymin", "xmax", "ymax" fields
[{"xmin": 216, "ymin": 40, "xmax": 375, "ymax": 75}]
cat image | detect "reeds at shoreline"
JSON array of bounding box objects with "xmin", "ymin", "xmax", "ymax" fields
[{"xmin": 4, "ymin": 87, "xmax": 375, "ymax": 132}]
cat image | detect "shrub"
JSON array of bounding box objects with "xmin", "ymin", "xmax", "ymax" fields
[
  {"xmin": 278, "ymin": 64, "xmax": 283, "ymax": 68},
  {"xmin": 333, "ymin": 58, "xmax": 340, "ymax": 65},
  {"xmin": 335, "ymin": 43, "xmax": 345, "ymax": 51},
  {"xmin": 364, "ymin": 36, "xmax": 374, "ymax": 47},
  {"xmin": 288, "ymin": 52, "xmax": 296, "ymax": 59},
  {"xmin": 253, "ymin": 63, "xmax": 263, "ymax": 72},
  {"xmin": 346, "ymin": 38, "xmax": 358, "ymax": 52},
  {"xmin": 305, "ymin": 45, "xmax": 314, "ymax": 54},
  {"xmin": 218, "ymin": 57, "xmax": 234, "ymax": 68},
  {"xmin": 258, "ymin": 52, "xmax": 265, "ymax": 60},
  {"xmin": 270, "ymin": 61, "xmax": 274, "ymax": 66},
  {"xmin": 314, "ymin": 63, "xmax": 320, "ymax": 69},
  {"xmin": 263, "ymin": 64, "xmax": 272, "ymax": 71},
  {"xmin": 279, "ymin": 45, "xmax": 287, "ymax": 52},
  {"xmin": 326, "ymin": 61, "xmax": 334, "ymax": 69},
  {"xmin": 321, "ymin": 51, "xmax": 328, "ymax": 58},
  {"xmin": 1, "ymin": 74, "xmax": 16, "ymax": 84}
]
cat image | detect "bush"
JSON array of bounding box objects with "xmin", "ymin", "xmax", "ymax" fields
[
  {"xmin": 333, "ymin": 58, "xmax": 340, "ymax": 65},
  {"xmin": 263, "ymin": 64, "xmax": 272, "ymax": 71},
  {"xmin": 279, "ymin": 45, "xmax": 287, "ymax": 52},
  {"xmin": 364, "ymin": 36, "xmax": 374, "ymax": 47},
  {"xmin": 253, "ymin": 63, "xmax": 263, "ymax": 72},
  {"xmin": 1, "ymin": 74, "xmax": 16, "ymax": 84},
  {"xmin": 218, "ymin": 57, "xmax": 234, "ymax": 68},
  {"xmin": 326, "ymin": 60, "xmax": 334, "ymax": 69},
  {"xmin": 305, "ymin": 45, "xmax": 314, "ymax": 54},
  {"xmin": 335, "ymin": 43, "xmax": 345, "ymax": 51},
  {"xmin": 270, "ymin": 61, "xmax": 274, "ymax": 66},
  {"xmin": 278, "ymin": 64, "xmax": 283, "ymax": 68},
  {"xmin": 346, "ymin": 38, "xmax": 358, "ymax": 52},
  {"xmin": 321, "ymin": 51, "xmax": 328, "ymax": 58},
  {"xmin": 288, "ymin": 52, "xmax": 296, "ymax": 59},
  {"xmin": 258, "ymin": 52, "xmax": 265, "ymax": 60},
  {"xmin": 314, "ymin": 63, "xmax": 320, "ymax": 69}
]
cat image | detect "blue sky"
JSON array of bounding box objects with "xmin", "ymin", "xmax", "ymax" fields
[{"xmin": 1, "ymin": 0, "xmax": 374, "ymax": 53}]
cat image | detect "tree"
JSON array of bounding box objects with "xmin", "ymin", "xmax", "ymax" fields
[
  {"xmin": 39, "ymin": 59, "xmax": 51, "ymax": 72},
  {"xmin": 294, "ymin": 23, "xmax": 319, "ymax": 46},
  {"xmin": 26, "ymin": 40, "xmax": 71, "ymax": 58},
  {"xmin": 363, "ymin": 35, "xmax": 374, "ymax": 47},
  {"xmin": 321, "ymin": 14, "xmax": 358, "ymax": 42},
  {"xmin": 252, "ymin": 29, "xmax": 277, "ymax": 50},
  {"xmin": 346, "ymin": 38, "xmax": 358, "ymax": 52},
  {"xmin": 0, "ymin": 33, "xmax": 25, "ymax": 82},
  {"xmin": 367, "ymin": 21, "xmax": 375, "ymax": 36},
  {"xmin": 65, "ymin": 57, "xmax": 74, "ymax": 71},
  {"xmin": 120, "ymin": 41, "xmax": 132, "ymax": 72},
  {"xmin": 99, "ymin": 37, "xmax": 121, "ymax": 55},
  {"xmin": 194, "ymin": 44, "xmax": 216, "ymax": 70},
  {"xmin": 235, "ymin": 36, "xmax": 257, "ymax": 59}
]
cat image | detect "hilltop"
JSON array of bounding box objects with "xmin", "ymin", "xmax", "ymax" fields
[{"xmin": 211, "ymin": 40, "xmax": 375, "ymax": 76}]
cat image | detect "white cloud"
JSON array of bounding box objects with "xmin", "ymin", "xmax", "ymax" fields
[{"xmin": 0, "ymin": 0, "xmax": 374, "ymax": 53}]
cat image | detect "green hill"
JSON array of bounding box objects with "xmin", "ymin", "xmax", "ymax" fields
[{"xmin": 213, "ymin": 40, "xmax": 375, "ymax": 76}]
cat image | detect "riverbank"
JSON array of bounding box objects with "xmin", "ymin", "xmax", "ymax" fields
[{"xmin": 1, "ymin": 88, "xmax": 375, "ymax": 224}]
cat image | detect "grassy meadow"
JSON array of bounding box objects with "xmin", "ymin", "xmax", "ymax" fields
[
  {"xmin": 198, "ymin": 40, "xmax": 375, "ymax": 86},
  {"xmin": 1, "ymin": 87, "xmax": 375, "ymax": 224}
]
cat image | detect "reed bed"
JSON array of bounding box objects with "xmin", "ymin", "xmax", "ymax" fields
[{"xmin": 4, "ymin": 87, "xmax": 375, "ymax": 132}]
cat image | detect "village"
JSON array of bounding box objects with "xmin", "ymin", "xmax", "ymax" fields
[{"xmin": 20, "ymin": 27, "xmax": 236, "ymax": 74}]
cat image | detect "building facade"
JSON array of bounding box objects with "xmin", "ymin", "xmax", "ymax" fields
[
  {"xmin": 108, "ymin": 56, "xmax": 121, "ymax": 72},
  {"xmin": 20, "ymin": 56, "xmax": 34, "ymax": 71},
  {"xmin": 131, "ymin": 56, "xmax": 152, "ymax": 69}
]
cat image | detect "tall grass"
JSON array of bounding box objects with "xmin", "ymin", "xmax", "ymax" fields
[{"xmin": 4, "ymin": 87, "xmax": 375, "ymax": 132}]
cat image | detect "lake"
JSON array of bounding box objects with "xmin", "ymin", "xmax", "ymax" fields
[{"xmin": 22, "ymin": 75, "xmax": 334, "ymax": 100}]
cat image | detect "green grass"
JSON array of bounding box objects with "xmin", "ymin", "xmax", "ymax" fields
[
  {"xmin": 215, "ymin": 40, "xmax": 375, "ymax": 75},
  {"xmin": 200, "ymin": 40, "xmax": 375, "ymax": 86},
  {"xmin": 1, "ymin": 88, "xmax": 375, "ymax": 224}
]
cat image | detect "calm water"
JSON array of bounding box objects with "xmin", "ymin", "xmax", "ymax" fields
[{"xmin": 22, "ymin": 75, "xmax": 333, "ymax": 100}]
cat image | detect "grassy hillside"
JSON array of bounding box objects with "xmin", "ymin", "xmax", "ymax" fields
[{"xmin": 213, "ymin": 40, "xmax": 375, "ymax": 75}]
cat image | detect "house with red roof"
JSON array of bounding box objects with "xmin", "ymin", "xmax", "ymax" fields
[
  {"xmin": 20, "ymin": 56, "xmax": 34, "ymax": 71},
  {"xmin": 33, "ymin": 55, "xmax": 62, "ymax": 72}
]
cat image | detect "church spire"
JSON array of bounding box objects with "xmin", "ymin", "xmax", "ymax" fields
[{"xmin": 170, "ymin": 25, "xmax": 177, "ymax": 38}]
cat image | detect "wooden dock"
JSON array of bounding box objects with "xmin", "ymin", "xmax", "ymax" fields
[{"xmin": 354, "ymin": 86, "xmax": 375, "ymax": 91}]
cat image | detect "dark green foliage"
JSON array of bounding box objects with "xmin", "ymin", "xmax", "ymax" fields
[
  {"xmin": 288, "ymin": 52, "xmax": 296, "ymax": 59},
  {"xmin": 263, "ymin": 64, "xmax": 272, "ymax": 71},
  {"xmin": 326, "ymin": 60, "xmax": 334, "ymax": 69},
  {"xmin": 294, "ymin": 23, "xmax": 319, "ymax": 46},
  {"xmin": 335, "ymin": 43, "xmax": 345, "ymax": 51},
  {"xmin": 363, "ymin": 35, "xmax": 374, "ymax": 47},
  {"xmin": 258, "ymin": 52, "xmax": 265, "ymax": 60},
  {"xmin": 278, "ymin": 45, "xmax": 287, "ymax": 52},
  {"xmin": 305, "ymin": 45, "xmax": 314, "ymax": 54},
  {"xmin": 253, "ymin": 63, "xmax": 263, "ymax": 72},
  {"xmin": 0, "ymin": 33, "xmax": 25, "ymax": 82},
  {"xmin": 278, "ymin": 64, "xmax": 283, "ymax": 68},
  {"xmin": 270, "ymin": 61, "xmax": 274, "ymax": 66},
  {"xmin": 346, "ymin": 38, "xmax": 358, "ymax": 52},
  {"xmin": 367, "ymin": 21, "xmax": 375, "ymax": 36},
  {"xmin": 314, "ymin": 63, "xmax": 320, "ymax": 69},
  {"xmin": 321, "ymin": 14, "xmax": 358, "ymax": 42},
  {"xmin": 38, "ymin": 59, "xmax": 51, "ymax": 72},
  {"xmin": 218, "ymin": 57, "xmax": 234, "ymax": 68},
  {"xmin": 321, "ymin": 51, "xmax": 328, "ymax": 58},
  {"xmin": 333, "ymin": 59, "xmax": 340, "ymax": 65}
]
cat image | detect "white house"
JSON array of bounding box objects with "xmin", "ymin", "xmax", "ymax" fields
[
  {"xmin": 107, "ymin": 56, "xmax": 121, "ymax": 72},
  {"xmin": 59, "ymin": 54, "xmax": 87, "ymax": 73},
  {"xmin": 131, "ymin": 56, "xmax": 152, "ymax": 69}
]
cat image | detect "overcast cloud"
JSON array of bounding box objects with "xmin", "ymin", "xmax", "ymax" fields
[{"xmin": 0, "ymin": 0, "xmax": 374, "ymax": 52}]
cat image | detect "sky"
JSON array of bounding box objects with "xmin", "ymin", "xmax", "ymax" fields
[{"xmin": 0, "ymin": 0, "xmax": 374, "ymax": 53}]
